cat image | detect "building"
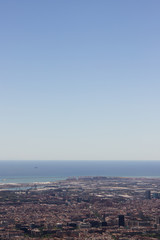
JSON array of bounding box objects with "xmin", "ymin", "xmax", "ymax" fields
[
  {"xmin": 145, "ymin": 190, "xmax": 151, "ymax": 199},
  {"xmin": 119, "ymin": 215, "xmax": 125, "ymax": 227}
]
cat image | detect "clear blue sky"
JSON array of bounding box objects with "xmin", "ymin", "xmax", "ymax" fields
[{"xmin": 0, "ymin": 0, "xmax": 160, "ymax": 160}]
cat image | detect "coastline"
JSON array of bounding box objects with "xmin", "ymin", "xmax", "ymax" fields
[{"xmin": 1, "ymin": 175, "xmax": 160, "ymax": 191}]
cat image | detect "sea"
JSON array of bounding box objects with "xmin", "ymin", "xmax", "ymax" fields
[{"xmin": 0, "ymin": 160, "xmax": 160, "ymax": 184}]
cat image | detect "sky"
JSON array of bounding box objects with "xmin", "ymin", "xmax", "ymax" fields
[{"xmin": 0, "ymin": 0, "xmax": 160, "ymax": 160}]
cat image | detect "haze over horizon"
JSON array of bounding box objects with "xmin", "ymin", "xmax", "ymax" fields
[{"xmin": 0, "ymin": 0, "xmax": 160, "ymax": 161}]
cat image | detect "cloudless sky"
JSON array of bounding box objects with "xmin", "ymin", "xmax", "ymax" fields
[{"xmin": 0, "ymin": 0, "xmax": 160, "ymax": 160}]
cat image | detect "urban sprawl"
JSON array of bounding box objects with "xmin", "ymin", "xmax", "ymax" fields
[{"xmin": 0, "ymin": 177, "xmax": 160, "ymax": 239}]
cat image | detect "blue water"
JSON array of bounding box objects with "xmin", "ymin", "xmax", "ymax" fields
[{"xmin": 0, "ymin": 160, "xmax": 160, "ymax": 184}]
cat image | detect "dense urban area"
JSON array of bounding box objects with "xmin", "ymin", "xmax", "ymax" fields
[{"xmin": 0, "ymin": 177, "xmax": 160, "ymax": 239}]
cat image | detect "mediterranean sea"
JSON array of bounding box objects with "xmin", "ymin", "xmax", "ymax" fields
[{"xmin": 0, "ymin": 160, "xmax": 160, "ymax": 184}]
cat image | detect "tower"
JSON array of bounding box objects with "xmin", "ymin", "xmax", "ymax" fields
[
  {"xmin": 145, "ymin": 190, "xmax": 151, "ymax": 199},
  {"xmin": 119, "ymin": 215, "xmax": 125, "ymax": 227}
]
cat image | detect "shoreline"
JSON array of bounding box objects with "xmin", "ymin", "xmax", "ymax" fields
[{"xmin": 0, "ymin": 175, "xmax": 160, "ymax": 191}]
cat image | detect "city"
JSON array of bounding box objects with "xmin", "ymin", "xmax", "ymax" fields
[{"xmin": 0, "ymin": 177, "xmax": 160, "ymax": 239}]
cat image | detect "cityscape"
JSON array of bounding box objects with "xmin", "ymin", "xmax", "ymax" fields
[
  {"xmin": 1, "ymin": 0, "xmax": 160, "ymax": 239},
  {"xmin": 0, "ymin": 177, "xmax": 160, "ymax": 239}
]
